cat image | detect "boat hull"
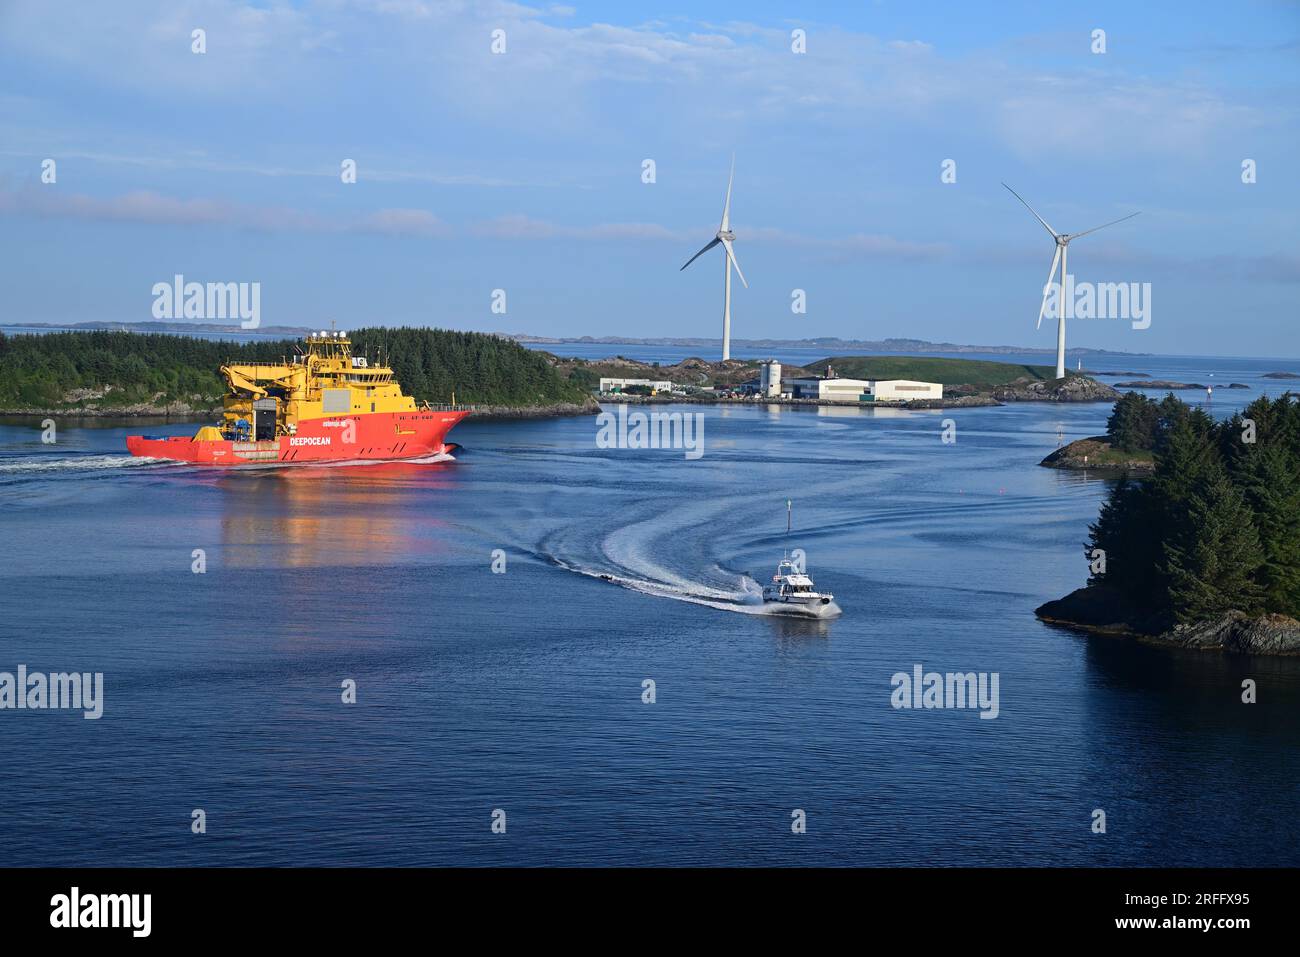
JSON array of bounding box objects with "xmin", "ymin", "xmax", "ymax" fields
[
  {"xmin": 126, "ymin": 410, "xmax": 469, "ymax": 466},
  {"xmin": 761, "ymin": 596, "xmax": 842, "ymax": 619}
]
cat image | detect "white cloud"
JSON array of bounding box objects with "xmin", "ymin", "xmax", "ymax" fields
[
  {"xmin": 0, "ymin": 185, "xmax": 448, "ymax": 237},
  {"xmin": 470, "ymin": 214, "xmax": 687, "ymax": 241},
  {"xmin": 0, "ymin": 0, "xmax": 1276, "ymax": 157}
]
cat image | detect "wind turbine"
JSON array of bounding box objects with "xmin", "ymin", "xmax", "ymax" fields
[
  {"xmin": 1003, "ymin": 183, "xmax": 1139, "ymax": 379},
  {"xmin": 681, "ymin": 156, "xmax": 747, "ymax": 361}
]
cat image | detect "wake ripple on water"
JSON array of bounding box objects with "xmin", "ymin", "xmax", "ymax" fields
[
  {"xmin": 0, "ymin": 453, "xmax": 172, "ymax": 476},
  {"xmin": 0, "ymin": 450, "xmax": 455, "ymax": 477},
  {"xmin": 532, "ymin": 500, "xmax": 838, "ymax": 618}
]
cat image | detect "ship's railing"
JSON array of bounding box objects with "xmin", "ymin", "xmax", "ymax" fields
[{"xmin": 419, "ymin": 402, "xmax": 477, "ymax": 412}]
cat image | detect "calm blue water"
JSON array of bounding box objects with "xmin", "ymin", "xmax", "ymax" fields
[{"xmin": 1, "ymin": 355, "xmax": 1298, "ymax": 866}]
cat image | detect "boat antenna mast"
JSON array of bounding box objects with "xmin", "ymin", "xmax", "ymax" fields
[{"xmin": 784, "ymin": 499, "xmax": 792, "ymax": 558}]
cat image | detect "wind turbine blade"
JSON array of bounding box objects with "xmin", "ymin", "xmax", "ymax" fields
[
  {"xmin": 721, "ymin": 237, "xmax": 747, "ymax": 288},
  {"xmin": 1002, "ymin": 183, "xmax": 1059, "ymax": 240},
  {"xmin": 720, "ymin": 154, "xmax": 735, "ymax": 231},
  {"xmin": 1037, "ymin": 245, "xmax": 1062, "ymax": 330},
  {"xmin": 680, "ymin": 236, "xmax": 721, "ymax": 271},
  {"xmin": 1068, "ymin": 211, "xmax": 1140, "ymax": 241}
]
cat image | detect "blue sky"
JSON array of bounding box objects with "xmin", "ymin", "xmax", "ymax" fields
[{"xmin": 0, "ymin": 0, "xmax": 1297, "ymax": 356}]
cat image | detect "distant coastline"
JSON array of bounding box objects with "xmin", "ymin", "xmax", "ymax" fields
[
  {"xmin": 1, "ymin": 322, "xmax": 1147, "ymax": 357},
  {"xmin": 508, "ymin": 333, "xmax": 1148, "ymax": 357}
]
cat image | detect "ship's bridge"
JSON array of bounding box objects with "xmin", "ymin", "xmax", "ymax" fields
[
  {"xmin": 296, "ymin": 331, "xmax": 394, "ymax": 385},
  {"xmin": 216, "ymin": 330, "xmax": 416, "ymax": 440}
]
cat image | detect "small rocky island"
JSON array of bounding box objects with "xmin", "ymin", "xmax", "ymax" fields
[
  {"xmin": 1040, "ymin": 435, "xmax": 1154, "ymax": 474},
  {"xmin": 1036, "ymin": 391, "xmax": 1300, "ymax": 656},
  {"xmin": 1113, "ymin": 379, "xmax": 1249, "ymax": 390},
  {"xmin": 992, "ymin": 376, "xmax": 1118, "ymax": 403}
]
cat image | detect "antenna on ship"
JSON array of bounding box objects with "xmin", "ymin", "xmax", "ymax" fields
[{"xmin": 784, "ymin": 498, "xmax": 792, "ymax": 559}]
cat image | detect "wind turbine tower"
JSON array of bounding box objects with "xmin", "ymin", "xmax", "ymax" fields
[
  {"xmin": 681, "ymin": 157, "xmax": 747, "ymax": 361},
  {"xmin": 1003, "ymin": 183, "xmax": 1139, "ymax": 379}
]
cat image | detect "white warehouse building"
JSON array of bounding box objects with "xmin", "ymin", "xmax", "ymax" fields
[
  {"xmin": 870, "ymin": 379, "xmax": 944, "ymax": 401},
  {"xmin": 783, "ymin": 371, "xmax": 943, "ymax": 403},
  {"xmin": 598, "ymin": 377, "xmax": 674, "ymax": 394}
]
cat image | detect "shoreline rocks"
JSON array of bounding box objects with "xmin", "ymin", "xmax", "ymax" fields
[
  {"xmin": 1036, "ymin": 585, "xmax": 1300, "ymax": 656},
  {"xmin": 992, "ymin": 375, "xmax": 1120, "ymax": 403},
  {"xmin": 467, "ymin": 399, "xmax": 601, "ymax": 419},
  {"xmin": 1039, "ymin": 436, "xmax": 1155, "ymax": 473},
  {"xmin": 1114, "ymin": 380, "xmax": 1249, "ymax": 390},
  {"xmin": 595, "ymin": 393, "xmax": 999, "ymax": 409}
]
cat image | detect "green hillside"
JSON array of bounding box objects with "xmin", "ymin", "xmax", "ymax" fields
[
  {"xmin": 809, "ymin": 355, "xmax": 1058, "ymax": 388},
  {"xmin": 0, "ymin": 327, "xmax": 588, "ymax": 411}
]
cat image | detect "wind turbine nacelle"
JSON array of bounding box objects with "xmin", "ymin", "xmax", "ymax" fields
[{"xmin": 718, "ymin": 229, "xmax": 735, "ymax": 242}]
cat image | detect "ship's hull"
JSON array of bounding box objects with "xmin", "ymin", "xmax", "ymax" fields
[
  {"xmin": 761, "ymin": 594, "xmax": 842, "ymax": 618},
  {"xmin": 126, "ymin": 410, "xmax": 469, "ymax": 466}
]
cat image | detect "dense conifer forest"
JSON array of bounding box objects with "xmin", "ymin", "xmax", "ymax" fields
[
  {"xmin": 0, "ymin": 327, "xmax": 588, "ymax": 410},
  {"xmin": 1089, "ymin": 391, "xmax": 1300, "ymax": 625}
]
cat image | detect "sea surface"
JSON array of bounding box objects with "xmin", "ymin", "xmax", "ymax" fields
[{"xmin": 1, "ymin": 351, "xmax": 1298, "ymax": 866}]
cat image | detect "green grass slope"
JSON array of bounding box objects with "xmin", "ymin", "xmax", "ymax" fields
[{"xmin": 809, "ymin": 355, "xmax": 1057, "ymax": 388}]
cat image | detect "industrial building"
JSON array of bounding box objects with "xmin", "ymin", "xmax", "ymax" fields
[
  {"xmin": 785, "ymin": 374, "xmax": 872, "ymax": 401},
  {"xmin": 868, "ymin": 379, "xmax": 944, "ymax": 400},
  {"xmin": 598, "ymin": 377, "xmax": 675, "ymax": 394},
  {"xmin": 781, "ymin": 365, "xmax": 944, "ymax": 403}
]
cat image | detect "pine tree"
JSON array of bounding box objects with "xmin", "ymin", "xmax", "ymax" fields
[
  {"xmin": 1241, "ymin": 442, "xmax": 1300, "ymax": 616},
  {"xmin": 1162, "ymin": 472, "xmax": 1265, "ymax": 623},
  {"xmin": 1151, "ymin": 416, "xmax": 1217, "ymax": 521},
  {"xmin": 1106, "ymin": 391, "xmax": 1158, "ymax": 451},
  {"xmin": 1087, "ymin": 477, "xmax": 1163, "ymax": 602}
]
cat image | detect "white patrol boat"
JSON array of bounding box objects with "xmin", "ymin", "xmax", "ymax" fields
[
  {"xmin": 759, "ymin": 501, "xmax": 842, "ymax": 618},
  {"xmin": 762, "ymin": 557, "xmax": 841, "ymax": 617}
]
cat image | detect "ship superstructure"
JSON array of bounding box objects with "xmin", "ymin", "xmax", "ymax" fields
[{"xmin": 127, "ymin": 331, "xmax": 469, "ymax": 465}]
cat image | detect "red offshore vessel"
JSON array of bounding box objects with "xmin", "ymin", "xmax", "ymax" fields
[{"xmin": 126, "ymin": 330, "xmax": 469, "ymax": 465}]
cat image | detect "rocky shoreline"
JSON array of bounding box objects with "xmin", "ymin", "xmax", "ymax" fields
[
  {"xmin": 0, "ymin": 407, "xmax": 214, "ymax": 419},
  {"xmin": 991, "ymin": 376, "xmax": 1119, "ymax": 403},
  {"xmin": 1113, "ymin": 380, "xmax": 1249, "ymax": 390},
  {"xmin": 595, "ymin": 393, "xmax": 998, "ymax": 410},
  {"xmin": 1036, "ymin": 584, "xmax": 1300, "ymax": 656},
  {"xmin": 1039, "ymin": 436, "xmax": 1155, "ymax": 473},
  {"xmin": 598, "ymin": 375, "xmax": 1120, "ymax": 410},
  {"xmin": 466, "ymin": 398, "xmax": 601, "ymax": 419}
]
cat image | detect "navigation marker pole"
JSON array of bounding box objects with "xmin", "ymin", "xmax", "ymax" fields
[{"xmin": 784, "ymin": 499, "xmax": 792, "ymax": 560}]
